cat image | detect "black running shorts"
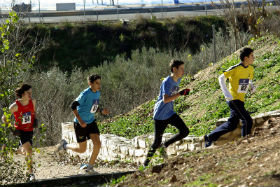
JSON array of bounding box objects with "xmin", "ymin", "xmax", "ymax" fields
[
  {"xmin": 19, "ymin": 130, "xmax": 33, "ymax": 146},
  {"xmin": 74, "ymin": 120, "xmax": 100, "ymax": 143}
]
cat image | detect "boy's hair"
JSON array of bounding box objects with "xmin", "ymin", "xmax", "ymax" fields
[
  {"xmin": 170, "ymin": 59, "xmax": 184, "ymax": 72},
  {"xmin": 240, "ymin": 47, "xmax": 254, "ymax": 61},
  {"xmin": 88, "ymin": 74, "xmax": 101, "ymax": 83},
  {"xmin": 15, "ymin": 84, "xmax": 32, "ymax": 98}
]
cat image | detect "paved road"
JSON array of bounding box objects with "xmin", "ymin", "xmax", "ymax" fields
[
  {"xmin": 20, "ymin": 9, "xmax": 223, "ymax": 23},
  {"xmin": 1, "ymin": 4, "xmax": 226, "ymax": 23},
  {"xmin": 0, "ymin": 4, "xmax": 278, "ymax": 23}
]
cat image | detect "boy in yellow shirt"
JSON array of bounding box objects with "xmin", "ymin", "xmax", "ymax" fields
[{"xmin": 205, "ymin": 47, "xmax": 256, "ymax": 147}]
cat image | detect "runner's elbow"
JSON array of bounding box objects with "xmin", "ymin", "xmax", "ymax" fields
[{"xmin": 71, "ymin": 101, "xmax": 80, "ymax": 111}]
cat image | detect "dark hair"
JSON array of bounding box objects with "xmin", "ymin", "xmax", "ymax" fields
[
  {"xmin": 240, "ymin": 47, "xmax": 254, "ymax": 61},
  {"xmin": 15, "ymin": 84, "xmax": 32, "ymax": 98},
  {"xmin": 88, "ymin": 74, "xmax": 101, "ymax": 83},
  {"xmin": 170, "ymin": 59, "xmax": 184, "ymax": 72}
]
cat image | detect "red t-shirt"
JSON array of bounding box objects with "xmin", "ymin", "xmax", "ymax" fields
[{"xmin": 13, "ymin": 99, "xmax": 35, "ymax": 131}]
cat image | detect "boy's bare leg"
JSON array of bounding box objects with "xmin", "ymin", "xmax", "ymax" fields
[
  {"xmin": 66, "ymin": 141, "xmax": 87, "ymax": 153},
  {"xmin": 89, "ymin": 133, "xmax": 101, "ymax": 165},
  {"xmin": 22, "ymin": 142, "xmax": 33, "ymax": 174}
]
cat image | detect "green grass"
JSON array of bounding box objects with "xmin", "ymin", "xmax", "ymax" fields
[{"xmin": 99, "ymin": 35, "xmax": 280, "ymax": 139}]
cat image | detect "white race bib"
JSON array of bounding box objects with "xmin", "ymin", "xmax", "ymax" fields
[
  {"xmin": 22, "ymin": 112, "xmax": 32, "ymax": 124},
  {"xmin": 237, "ymin": 79, "xmax": 249, "ymax": 93},
  {"xmin": 90, "ymin": 101, "xmax": 99, "ymax": 113}
]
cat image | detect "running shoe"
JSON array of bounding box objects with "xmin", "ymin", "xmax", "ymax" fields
[
  {"xmin": 57, "ymin": 139, "xmax": 68, "ymax": 151},
  {"xmin": 80, "ymin": 163, "xmax": 89, "ymax": 170},
  {"xmin": 28, "ymin": 173, "xmax": 35, "ymax": 182},
  {"xmin": 204, "ymin": 135, "xmax": 212, "ymax": 148}
]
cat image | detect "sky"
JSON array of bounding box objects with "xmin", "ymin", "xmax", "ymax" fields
[{"xmin": 0, "ymin": 0, "xmax": 208, "ymax": 10}]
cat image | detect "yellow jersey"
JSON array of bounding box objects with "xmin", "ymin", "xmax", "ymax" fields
[{"xmin": 223, "ymin": 63, "xmax": 254, "ymax": 102}]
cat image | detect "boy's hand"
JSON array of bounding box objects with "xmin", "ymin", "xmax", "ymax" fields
[
  {"xmin": 101, "ymin": 108, "xmax": 109, "ymax": 115},
  {"xmin": 179, "ymin": 88, "xmax": 191, "ymax": 95}
]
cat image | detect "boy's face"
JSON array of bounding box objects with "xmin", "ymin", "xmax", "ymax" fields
[
  {"xmin": 245, "ymin": 52, "xmax": 254, "ymax": 65},
  {"xmin": 173, "ymin": 64, "xmax": 185, "ymax": 78},
  {"xmin": 89, "ymin": 79, "xmax": 101, "ymax": 91}
]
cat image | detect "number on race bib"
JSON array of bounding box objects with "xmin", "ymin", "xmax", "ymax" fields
[
  {"xmin": 237, "ymin": 79, "xmax": 249, "ymax": 93},
  {"xmin": 90, "ymin": 100, "xmax": 99, "ymax": 113},
  {"xmin": 22, "ymin": 112, "xmax": 32, "ymax": 124}
]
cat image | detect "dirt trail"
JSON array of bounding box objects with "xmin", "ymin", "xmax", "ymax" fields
[{"xmin": 13, "ymin": 146, "xmax": 137, "ymax": 181}]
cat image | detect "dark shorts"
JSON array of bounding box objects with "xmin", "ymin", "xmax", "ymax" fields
[
  {"xmin": 74, "ymin": 120, "xmax": 100, "ymax": 143},
  {"xmin": 19, "ymin": 130, "xmax": 33, "ymax": 146}
]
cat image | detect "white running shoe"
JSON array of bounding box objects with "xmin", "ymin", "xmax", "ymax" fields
[
  {"xmin": 80, "ymin": 163, "xmax": 89, "ymax": 170},
  {"xmin": 28, "ymin": 173, "xmax": 35, "ymax": 182}
]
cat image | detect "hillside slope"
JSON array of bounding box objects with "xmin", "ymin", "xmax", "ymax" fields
[
  {"xmin": 118, "ymin": 117, "xmax": 280, "ymax": 186},
  {"xmin": 100, "ymin": 35, "xmax": 280, "ymax": 138}
]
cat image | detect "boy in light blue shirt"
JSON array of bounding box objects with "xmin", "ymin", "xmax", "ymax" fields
[
  {"xmin": 144, "ymin": 59, "xmax": 191, "ymax": 166},
  {"xmin": 58, "ymin": 74, "xmax": 109, "ymax": 173}
]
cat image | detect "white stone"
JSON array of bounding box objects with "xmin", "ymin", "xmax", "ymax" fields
[
  {"xmin": 129, "ymin": 149, "xmax": 135, "ymax": 156},
  {"xmin": 134, "ymin": 149, "xmax": 145, "ymax": 157},
  {"xmin": 132, "ymin": 137, "xmax": 139, "ymax": 148},
  {"xmin": 138, "ymin": 139, "xmax": 146, "ymax": 149},
  {"xmin": 167, "ymin": 146, "xmax": 177, "ymax": 155},
  {"xmin": 188, "ymin": 144, "xmax": 195, "ymax": 151},
  {"xmin": 120, "ymin": 146, "xmax": 129, "ymax": 155},
  {"xmin": 178, "ymin": 143, "xmax": 188, "ymax": 151}
]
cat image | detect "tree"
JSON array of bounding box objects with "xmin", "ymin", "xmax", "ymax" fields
[{"xmin": 0, "ymin": 11, "xmax": 46, "ymax": 185}]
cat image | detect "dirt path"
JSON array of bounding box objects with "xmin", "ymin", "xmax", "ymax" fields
[{"xmin": 13, "ymin": 146, "xmax": 137, "ymax": 181}]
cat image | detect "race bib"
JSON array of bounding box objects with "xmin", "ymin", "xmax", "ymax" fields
[
  {"xmin": 90, "ymin": 101, "xmax": 99, "ymax": 113},
  {"xmin": 237, "ymin": 79, "xmax": 249, "ymax": 93},
  {"xmin": 22, "ymin": 112, "xmax": 32, "ymax": 124}
]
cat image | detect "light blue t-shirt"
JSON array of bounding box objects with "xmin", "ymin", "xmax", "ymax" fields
[
  {"xmin": 153, "ymin": 76, "xmax": 181, "ymax": 120},
  {"xmin": 74, "ymin": 87, "xmax": 100, "ymax": 124}
]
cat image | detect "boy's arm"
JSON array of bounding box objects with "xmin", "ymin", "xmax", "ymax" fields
[
  {"xmin": 71, "ymin": 101, "xmax": 86, "ymax": 128},
  {"xmin": 218, "ymin": 74, "xmax": 233, "ymax": 101},
  {"xmin": 163, "ymin": 88, "xmax": 190, "ymax": 103},
  {"xmin": 249, "ymin": 80, "xmax": 256, "ymax": 93},
  {"xmin": 163, "ymin": 93, "xmax": 180, "ymax": 103}
]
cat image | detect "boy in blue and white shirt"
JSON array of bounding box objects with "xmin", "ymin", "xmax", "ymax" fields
[{"xmin": 144, "ymin": 59, "xmax": 191, "ymax": 166}]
